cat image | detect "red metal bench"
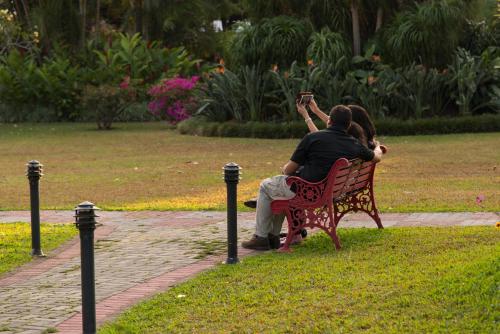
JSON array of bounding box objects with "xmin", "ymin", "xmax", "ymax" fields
[{"xmin": 271, "ymin": 158, "xmax": 383, "ymax": 251}]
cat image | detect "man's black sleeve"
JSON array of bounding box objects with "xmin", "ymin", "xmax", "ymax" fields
[
  {"xmin": 290, "ymin": 134, "xmax": 310, "ymax": 165},
  {"xmin": 357, "ymin": 142, "xmax": 375, "ymax": 161}
]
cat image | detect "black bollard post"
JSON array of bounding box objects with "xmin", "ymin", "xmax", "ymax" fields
[
  {"xmin": 26, "ymin": 160, "xmax": 44, "ymax": 256},
  {"xmin": 75, "ymin": 201, "xmax": 99, "ymax": 334},
  {"xmin": 224, "ymin": 162, "xmax": 241, "ymax": 264}
]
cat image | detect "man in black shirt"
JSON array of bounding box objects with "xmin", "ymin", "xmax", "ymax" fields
[{"xmin": 242, "ymin": 105, "xmax": 383, "ymax": 250}]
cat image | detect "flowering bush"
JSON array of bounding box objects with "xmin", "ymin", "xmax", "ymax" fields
[
  {"xmin": 0, "ymin": 9, "xmax": 37, "ymax": 54},
  {"xmin": 81, "ymin": 77, "xmax": 137, "ymax": 130},
  {"xmin": 147, "ymin": 76, "xmax": 199, "ymax": 124}
]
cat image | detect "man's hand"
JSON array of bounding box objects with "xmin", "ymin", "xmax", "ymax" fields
[
  {"xmin": 282, "ymin": 160, "xmax": 300, "ymax": 176},
  {"xmin": 373, "ymin": 139, "xmax": 388, "ymax": 154},
  {"xmin": 372, "ymin": 145, "xmax": 383, "ymax": 163}
]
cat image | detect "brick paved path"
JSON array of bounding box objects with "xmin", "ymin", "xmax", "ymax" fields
[{"xmin": 0, "ymin": 211, "xmax": 498, "ymax": 334}]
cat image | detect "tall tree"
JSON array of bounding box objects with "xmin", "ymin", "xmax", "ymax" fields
[
  {"xmin": 79, "ymin": 0, "xmax": 87, "ymax": 48},
  {"xmin": 349, "ymin": 0, "xmax": 361, "ymax": 56},
  {"xmin": 96, "ymin": 0, "xmax": 101, "ymax": 34},
  {"xmin": 131, "ymin": 0, "xmax": 143, "ymax": 35}
]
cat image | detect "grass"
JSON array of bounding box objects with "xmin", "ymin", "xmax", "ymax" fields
[
  {"xmin": 98, "ymin": 226, "xmax": 500, "ymax": 334},
  {"xmin": 0, "ymin": 122, "xmax": 498, "ymax": 212},
  {"xmin": 193, "ymin": 239, "xmax": 227, "ymax": 259},
  {"xmin": 0, "ymin": 222, "xmax": 78, "ymax": 275}
]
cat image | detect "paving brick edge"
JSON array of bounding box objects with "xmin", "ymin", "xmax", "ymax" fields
[
  {"xmin": 56, "ymin": 247, "xmax": 256, "ymax": 333},
  {"xmin": 0, "ymin": 224, "xmax": 117, "ymax": 287}
]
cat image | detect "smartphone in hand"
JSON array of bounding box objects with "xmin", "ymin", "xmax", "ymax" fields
[{"xmin": 297, "ymin": 91, "xmax": 313, "ymax": 105}]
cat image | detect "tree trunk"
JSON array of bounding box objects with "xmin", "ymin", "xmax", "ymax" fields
[
  {"xmin": 134, "ymin": 0, "xmax": 143, "ymax": 35},
  {"xmin": 96, "ymin": 0, "xmax": 100, "ymax": 35},
  {"xmin": 79, "ymin": 0, "xmax": 87, "ymax": 49},
  {"xmin": 13, "ymin": 1, "xmax": 22, "ymax": 21},
  {"xmin": 351, "ymin": 0, "xmax": 361, "ymax": 56},
  {"xmin": 19, "ymin": 0, "xmax": 32, "ymax": 29},
  {"xmin": 375, "ymin": 7, "xmax": 383, "ymax": 32}
]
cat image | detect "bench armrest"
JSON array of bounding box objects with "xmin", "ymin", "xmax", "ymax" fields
[{"xmin": 285, "ymin": 176, "xmax": 328, "ymax": 207}]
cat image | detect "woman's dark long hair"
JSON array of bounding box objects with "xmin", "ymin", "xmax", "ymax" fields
[
  {"xmin": 348, "ymin": 122, "xmax": 368, "ymax": 147},
  {"xmin": 348, "ymin": 105, "xmax": 376, "ymax": 148}
]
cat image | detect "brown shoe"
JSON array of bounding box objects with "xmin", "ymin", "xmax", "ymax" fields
[
  {"xmin": 242, "ymin": 235, "xmax": 270, "ymax": 250},
  {"xmin": 268, "ymin": 234, "xmax": 281, "ymax": 249},
  {"xmin": 243, "ymin": 198, "xmax": 257, "ymax": 209}
]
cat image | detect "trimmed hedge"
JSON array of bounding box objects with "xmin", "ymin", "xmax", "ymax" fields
[{"xmin": 178, "ymin": 114, "xmax": 500, "ymax": 138}]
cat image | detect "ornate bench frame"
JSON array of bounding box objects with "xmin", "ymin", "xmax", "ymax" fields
[{"xmin": 271, "ymin": 158, "xmax": 383, "ymax": 251}]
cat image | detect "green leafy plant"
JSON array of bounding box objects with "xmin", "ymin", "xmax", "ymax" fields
[
  {"xmin": 383, "ymin": 0, "xmax": 465, "ymax": 68},
  {"xmin": 230, "ymin": 16, "xmax": 311, "ymax": 68},
  {"xmin": 196, "ymin": 69, "xmax": 246, "ymax": 122},
  {"xmin": 196, "ymin": 65, "xmax": 272, "ymax": 122},
  {"xmin": 35, "ymin": 55, "xmax": 82, "ymax": 120},
  {"xmin": 307, "ymin": 27, "xmax": 350, "ymax": 67},
  {"xmin": 88, "ymin": 33, "xmax": 200, "ymax": 85},
  {"xmin": 447, "ymin": 48, "xmax": 500, "ymax": 115},
  {"xmin": 240, "ymin": 65, "xmax": 269, "ymax": 121},
  {"xmin": 0, "ymin": 50, "xmax": 82, "ymax": 121}
]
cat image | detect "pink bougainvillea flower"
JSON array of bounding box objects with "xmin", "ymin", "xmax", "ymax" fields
[{"xmin": 147, "ymin": 76, "xmax": 199, "ymax": 124}]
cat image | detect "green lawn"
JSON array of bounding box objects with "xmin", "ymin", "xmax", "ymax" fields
[
  {"xmin": 0, "ymin": 123, "xmax": 498, "ymax": 212},
  {"xmin": 0, "ymin": 223, "xmax": 77, "ymax": 275},
  {"xmin": 99, "ymin": 227, "xmax": 500, "ymax": 334}
]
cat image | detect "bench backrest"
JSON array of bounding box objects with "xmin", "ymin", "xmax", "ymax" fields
[
  {"xmin": 287, "ymin": 158, "xmax": 376, "ymax": 208},
  {"xmin": 332, "ymin": 159, "xmax": 376, "ymax": 200},
  {"xmin": 321, "ymin": 158, "xmax": 376, "ymax": 203}
]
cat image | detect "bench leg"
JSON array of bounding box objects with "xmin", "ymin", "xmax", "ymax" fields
[
  {"xmin": 365, "ymin": 184, "xmax": 383, "ymax": 229},
  {"xmin": 278, "ymin": 210, "xmax": 300, "ymax": 252},
  {"xmin": 369, "ymin": 209, "xmax": 383, "ymax": 229},
  {"xmin": 329, "ymin": 211, "xmax": 342, "ymax": 250},
  {"xmin": 280, "ymin": 207, "xmax": 342, "ymax": 251},
  {"xmin": 333, "ymin": 184, "xmax": 384, "ymax": 229},
  {"xmin": 309, "ymin": 206, "xmax": 342, "ymax": 250}
]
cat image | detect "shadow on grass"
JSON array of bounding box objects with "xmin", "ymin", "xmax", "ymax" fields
[{"xmin": 294, "ymin": 227, "xmax": 388, "ymax": 256}]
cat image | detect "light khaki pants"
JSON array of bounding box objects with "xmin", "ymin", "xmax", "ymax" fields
[{"xmin": 255, "ymin": 175, "xmax": 296, "ymax": 238}]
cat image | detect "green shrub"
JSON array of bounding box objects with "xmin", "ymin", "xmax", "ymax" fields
[
  {"xmin": 376, "ymin": 114, "xmax": 500, "ymax": 136},
  {"xmin": 178, "ymin": 114, "xmax": 500, "ymax": 138},
  {"xmin": 81, "ymin": 83, "xmax": 137, "ymax": 130},
  {"xmin": 0, "ymin": 50, "xmax": 82, "ymax": 121},
  {"xmin": 216, "ymin": 122, "xmax": 241, "ymax": 137}
]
